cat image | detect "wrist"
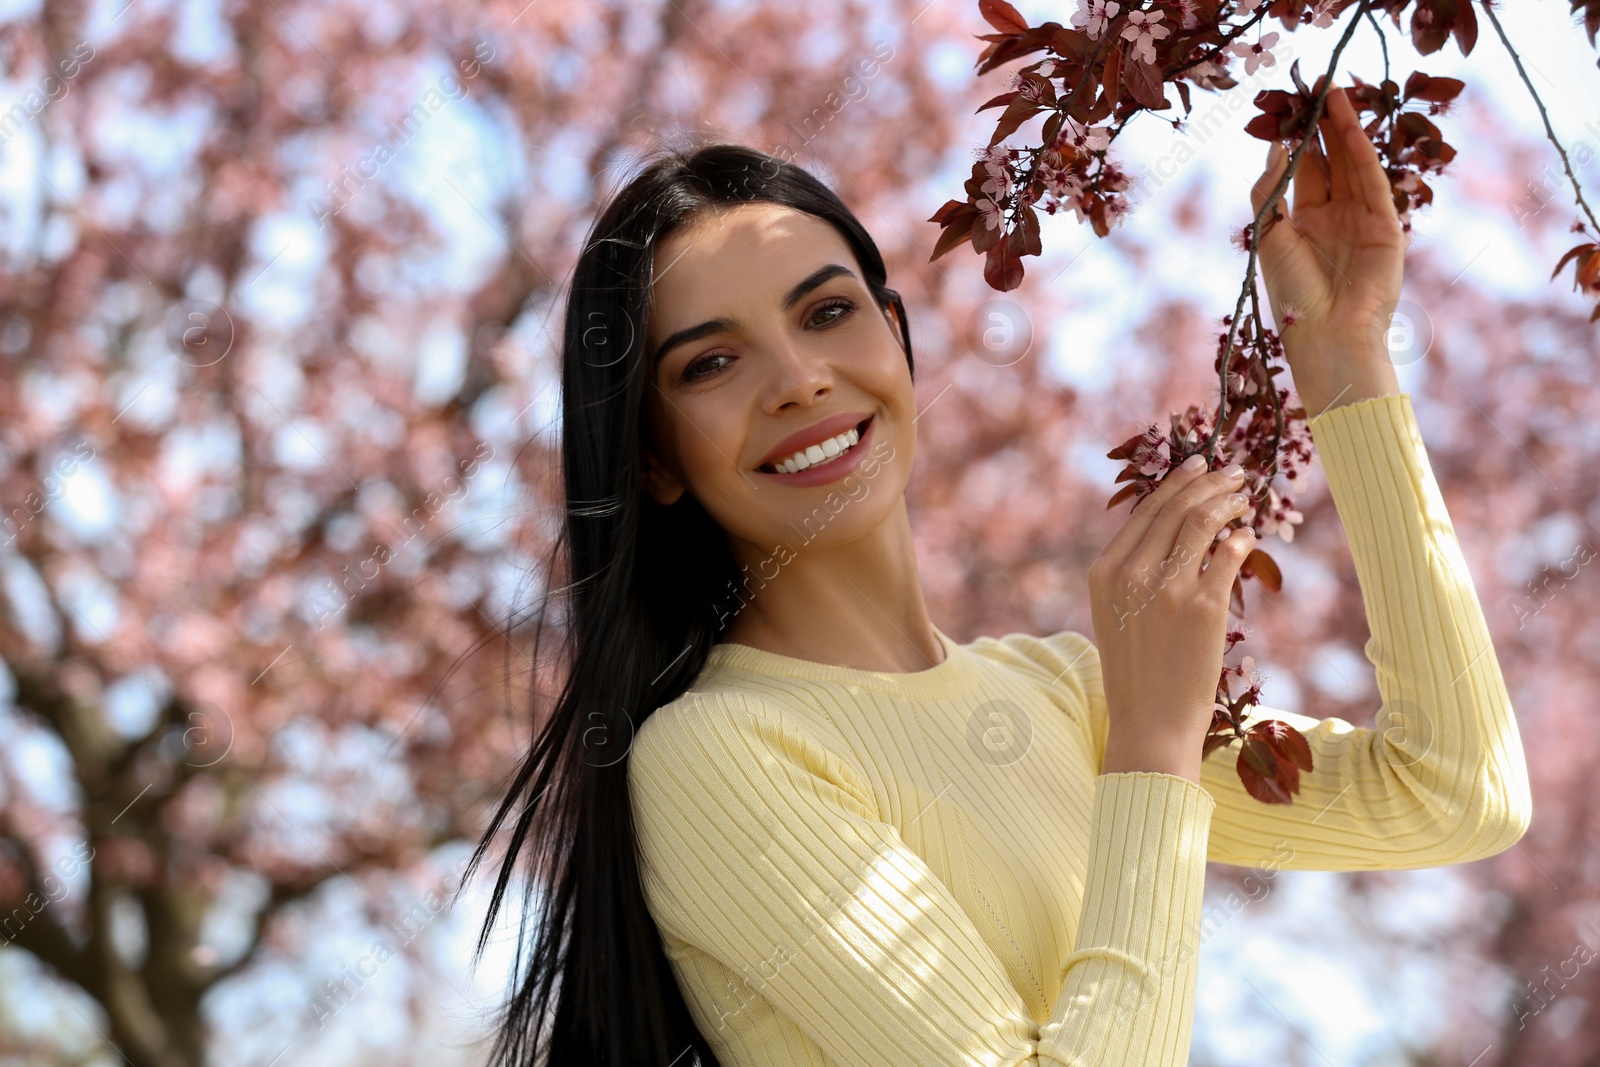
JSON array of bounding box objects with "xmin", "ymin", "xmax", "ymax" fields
[
  {"xmin": 1285, "ymin": 345, "xmax": 1401, "ymax": 420},
  {"xmin": 1102, "ymin": 731, "xmax": 1202, "ymax": 784}
]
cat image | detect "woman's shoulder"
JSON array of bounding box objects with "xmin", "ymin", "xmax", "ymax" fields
[
  {"xmin": 627, "ymin": 682, "xmax": 880, "ymax": 825},
  {"xmin": 632, "ymin": 682, "xmax": 859, "ymax": 779},
  {"xmin": 965, "ymin": 628, "xmax": 1100, "ymax": 696}
]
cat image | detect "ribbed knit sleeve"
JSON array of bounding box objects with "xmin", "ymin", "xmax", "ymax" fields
[
  {"xmin": 628, "ymin": 688, "xmax": 1217, "ymax": 1067},
  {"xmin": 1034, "ymin": 392, "xmax": 1532, "ymax": 874}
]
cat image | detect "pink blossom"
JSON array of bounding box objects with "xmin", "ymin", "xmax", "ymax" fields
[
  {"xmin": 1184, "ymin": 59, "xmax": 1229, "ymax": 90},
  {"xmin": 981, "ymin": 160, "xmax": 1013, "ymax": 201},
  {"xmin": 1071, "ymin": 0, "xmax": 1122, "ymax": 41},
  {"xmin": 1228, "ymin": 368, "xmax": 1260, "ymax": 397},
  {"xmin": 1260, "ymin": 487, "xmax": 1304, "ymax": 543},
  {"xmin": 1228, "ymin": 31, "xmax": 1280, "ymax": 76},
  {"xmin": 1062, "ymin": 116, "xmax": 1111, "ymax": 153},
  {"xmin": 1121, "ymin": 9, "xmax": 1170, "ymax": 66},
  {"xmin": 1135, "ymin": 428, "xmax": 1171, "ymax": 476},
  {"xmin": 976, "ymin": 198, "xmax": 1003, "ymax": 231},
  {"xmin": 1309, "ymin": 0, "xmax": 1336, "ymax": 28},
  {"xmin": 1010, "ymin": 71, "xmax": 1044, "ymax": 101}
]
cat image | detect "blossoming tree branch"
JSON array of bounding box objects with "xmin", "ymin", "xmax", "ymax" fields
[{"xmin": 929, "ymin": 0, "xmax": 1600, "ymax": 804}]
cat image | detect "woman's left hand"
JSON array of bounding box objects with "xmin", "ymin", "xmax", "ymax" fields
[{"xmin": 1249, "ymin": 77, "xmax": 1406, "ymax": 417}]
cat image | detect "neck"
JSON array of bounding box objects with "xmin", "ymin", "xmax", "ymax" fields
[{"xmin": 718, "ymin": 496, "xmax": 943, "ymax": 673}]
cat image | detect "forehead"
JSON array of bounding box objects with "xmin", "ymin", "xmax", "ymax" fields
[{"xmin": 647, "ymin": 203, "xmax": 856, "ymax": 333}]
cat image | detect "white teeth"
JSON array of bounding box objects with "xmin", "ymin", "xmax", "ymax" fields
[{"xmin": 772, "ymin": 426, "xmax": 861, "ymax": 474}]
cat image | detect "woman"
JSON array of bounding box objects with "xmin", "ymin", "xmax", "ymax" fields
[{"xmin": 462, "ymin": 84, "xmax": 1532, "ymax": 1067}]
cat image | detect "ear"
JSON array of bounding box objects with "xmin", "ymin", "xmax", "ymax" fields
[{"xmin": 639, "ymin": 445, "xmax": 686, "ymax": 506}]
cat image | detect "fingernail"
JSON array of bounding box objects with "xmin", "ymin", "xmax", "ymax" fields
[
  {"xmin": 1181, "ymin": 454, "xmax": 1207, "ymax": 471},
  {"xmin": 1221, "ymin": 463, "xmax": 1244, "ymax": 478}
]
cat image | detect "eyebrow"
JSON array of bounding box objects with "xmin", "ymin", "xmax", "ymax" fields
[{"xmin": 650, "ymin": 262, "xmax": 859, "ymax": 369}]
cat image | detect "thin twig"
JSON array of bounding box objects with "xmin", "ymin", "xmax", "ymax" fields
[
  {"xmin": 1478, "ymin": 0, "xmax": 1600, "ymax": 236},
  {"xmin": 1201, "ymin": 0, "xmax": 1372, "ymax": 463},
  {"xmin": 1364, "ymin": 6, "xmax": 1389, "ymax": 84}
]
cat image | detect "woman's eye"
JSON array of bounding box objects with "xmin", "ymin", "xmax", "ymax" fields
[
  {"xmin": 682, "ymin": 353, "xmax": 733, "ymax": 382},
  {"xmin": 813, "ymin": 298, "xmax": 855, "ymax": 325},
  {"xmin": 678, "ymin": 299, "xmax": 856, "ymax": 384}
]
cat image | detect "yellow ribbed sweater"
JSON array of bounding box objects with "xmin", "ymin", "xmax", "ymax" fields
[{"xmin": 626, "ymin": 392, "xmax": 1533, "ymax": 1067}]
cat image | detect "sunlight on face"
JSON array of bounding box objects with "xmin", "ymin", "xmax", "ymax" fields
[{"xmin": 641, "ymin": 202, "xmax": 916, "ymax": 557}]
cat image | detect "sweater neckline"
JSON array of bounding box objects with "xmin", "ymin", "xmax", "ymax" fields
[{"xmin": 703, "ymin": 623, "xmax": 980, "ymax": 698}]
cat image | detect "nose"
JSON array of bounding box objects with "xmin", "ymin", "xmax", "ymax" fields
[{"xmin": 762, "ymin": 336, "xmax": 835, "ymax": 412}]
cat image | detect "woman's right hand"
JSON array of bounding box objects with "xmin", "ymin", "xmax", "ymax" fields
[{"xmin": 1087, "ymin": 455, "xmax": 1258, "ymax": 784}]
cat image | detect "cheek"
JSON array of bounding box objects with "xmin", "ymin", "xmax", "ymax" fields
[{"xmin": 671, "ymin": 407, "xmax": 748, "ymax": 487}]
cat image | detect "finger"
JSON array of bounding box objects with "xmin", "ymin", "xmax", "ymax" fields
[
  {"xmin": 1337, "ymin": 103, "xmax": 1400, "ymax": 224},
  {"xmin": 1169, "ymin": 490, "xmax": 1252, "ymax": 581},
  {"xmin": 1250, "ymin": 140, "xmax": 1290, "ymax": 222},
  {"xmin": 1124, "ymin": 472, "xmax": 1247, "ymax": 578},
  {"xmin": 1199, "ymin": 523, "xmax": 1257, "ymax": 599},
  {"xmin": 1325, "ymin": 86, "xmax": 1370, "ymax": 205},
  {"xmin": 1293, "ymin": 134, "xmax": 1330, "ymax": 213},
  {"xmin": 1105, "ymin": 458, "xmax": 1213, "ymax": 564},
  {"xmin": 1249, "ymin": 143, "xmax": 1300, "ymax": 271},
  {"xmin": 1314, "ymin": 84, "xmax": 1352, "ymax": 202}
]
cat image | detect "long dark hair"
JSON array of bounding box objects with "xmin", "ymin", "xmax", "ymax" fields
[{"xmin": 457, "ymin": 141, "xmax": 915, "ymax": 1067}]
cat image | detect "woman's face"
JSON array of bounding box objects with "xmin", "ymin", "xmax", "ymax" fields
[{"xmin": 641, "ymin": 201, "xmax": 915, "ymax": 556}]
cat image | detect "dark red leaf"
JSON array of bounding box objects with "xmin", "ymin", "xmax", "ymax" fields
[
  {"xmin": 971, "ymin": 210, "xmax": 1003, "ymax": 254},
  {"xmin": 1403, "ymin": 73, "xmax": 1465, "ymax": 103},
  {"xmin": 928, "ymin": 198, "xmax": 972, "ymax": 226},
  {"xmin": 1238, "ymin": 746, "xmax": 1292, "ymax": 804},
  {"xmin": 985, "ymin": 241, "xmax": 1025, "ymax": 291},
  {"xmin": 1124, "ymin": 56, "xmax": 1167, "ymax": 110},
  {"xmin": 1242, "ymin": 547, "xmax": 1281, "ymax": 592},
  {"xmin": 1551, "ymin": 241, "xmax": 1598, "ymax": 281},
  {"xmin": 1576, "ymin": 0, "xmax": 1600, "ymax": 46},
  {"xmin": 979, "ymin": 0, "xmax": 1031, "ymax": 35},
  {"xmin": 1106, "ymin": 431, "xmax": 1148, "ymax": 460},
  {"xmin": 1016, "ymin": 204, "xmax": 1042, "ymax": 256},
  {"xmin": 1100, "ymin": 42, "xmax": 1124, "ymax": 110},
  {"xmin": 1105, "ymin": 482, "xmax": 1139, "ymax": 509},
  {"xmin": 1274, "ymin": 723, "xmax": 1314, "ymax": 772},
  {"xmin": 1051, "ymin": 26, "xmax": 1096, "ymax": 56},
  {"xmin": 1240, "ymin": 737, "xmax": 1279, "ymax": 779},
  {"xmin": 989, "ymin": 95, "xmax": 1043, "ymax": 147},
  {"xmin": 975, "ymin": 33, "xmax": 1053, "ymax": 75},
  {"xmin": 1454, "ymin": 0, "xmax": 1478, "ymax": 54},
  {"xmin": 1579, "ymin": 249, "xmax": 1600, "ymax": 290},
  {"xmin": 930, "ymin": 212, "xmax": 978, "ymax": 262},
  {"xmin": 977, "ymin": 89, "xmax": 1022, "ymax": 113},
  {"xmin": 1243, "ymin": 113, "xmax": 1284, "ymax": 141}
]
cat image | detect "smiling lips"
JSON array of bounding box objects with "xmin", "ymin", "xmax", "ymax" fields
[{"xmin": 756, "ymin": 411, "xmax": 873, "ymax": 473}]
